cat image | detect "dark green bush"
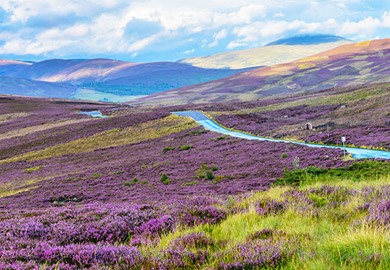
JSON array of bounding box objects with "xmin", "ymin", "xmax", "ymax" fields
[
  {"xmin": 124, "ymin": 178, "xmax": 138, "ymax": 186},
  {"xmin": 160, "ymin": 173, "xmax": 172, "ymax": 185},
  {"xmin": 179, "ymin": 145, "xmax": 192, "ymax": 151},
  {"xmin": 162, "ymin": 147, "xmax": 175, "ymax": 153},
  {"xmin": 196, "ymin": 164, "xmax": 217, "ymax": 180}
]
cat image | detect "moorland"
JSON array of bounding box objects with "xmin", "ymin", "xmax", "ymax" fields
[{"xmin": 0, "ymin": 36, "xmax": 389, "ymax": 269}]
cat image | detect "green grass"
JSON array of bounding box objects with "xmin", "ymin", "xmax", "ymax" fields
[
  {"xmin": 274, "ymin": 160, "xmax": 390, "ymax": 186},
  {"xmin": 150, "ymin": 160, "xmax": 390, "ymax": 269},
  {"xmin": 0, "ymin": 115, "xmax": 197, "ymax": 164},
  {"xmin": 24, "ymin": 166, "xmax": 42, "ymax": 173}
]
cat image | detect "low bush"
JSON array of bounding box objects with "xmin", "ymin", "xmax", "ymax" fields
[
  {"xmin": 162, "ymin": 147, "xmax": 175, "ymax": 153},
  {"xmin": 124, "ymin": 178, "xmax": 139, "ymax": 186},
  {"xmin": 179, "ymin": 145, "xmax": 192, "ymax": 151},
  {"xmin": 196, "ymin": 164, "xmax": 218, "ymax": 180},
  {"xmin": 160, "ymin": 173, "xmax": 172, "ymax": 185}
]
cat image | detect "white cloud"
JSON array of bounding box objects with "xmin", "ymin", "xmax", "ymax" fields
[
  {"xmin": 339, "ymin": 17, "xmax": 382, "ymax": 35},
  {"xmin": 208, "ymin": 29, "xmax": 228, "ymax": 47},
  {"xmin": 382, "ymin": 11, "xmax": 390, "ymax": 27},
  {"xmin": 0, "ymin": 1, "xmax": 389, "ymax": 60},
  {"xmin": 184, "ymin": 48, "xmax": 195, "ymax": 54},
  {"xmin": 273, "ymin": 12, "xmax": 285, "ymax": 18}
]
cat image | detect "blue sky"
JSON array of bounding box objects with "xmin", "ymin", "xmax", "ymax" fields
[{"xmin": 0, "ymin": 0, "xmax": 389, "ymax": 62}]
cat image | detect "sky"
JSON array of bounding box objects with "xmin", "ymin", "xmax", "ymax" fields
[{"xmin": 0, "ymin": 0, "xmax": 389, "ymax": 62}]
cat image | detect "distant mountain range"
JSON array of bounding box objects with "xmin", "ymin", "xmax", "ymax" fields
[
  {"xmin": 0, "ymin": 59, "xmax": 248, "ymax": 101},
  {"xmin": 134, "ymin": 38, "xmax": 390, "ymax": 106},
  {"xmin": 0, "ymin": 35, "xmax": 388, "ymax": 104},
  {"xmin": 265, "ymin": 34, "xmax": 349, "ymax": 46},
  {"xmin": 179, "ymin": 34, "xmax": 352, "ymax": 69}
]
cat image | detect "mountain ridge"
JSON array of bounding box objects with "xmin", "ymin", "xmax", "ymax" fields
[
  {"xmin": 179, "ymin": 35, "xmax": 353, "ymax": 69},
  {"xmin": 133, "ymin": 38, "xmax": 390, "ymax": 106}
]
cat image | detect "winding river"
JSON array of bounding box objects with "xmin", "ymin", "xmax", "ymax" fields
[{"xmin": 173, "ymin": 111, "xmax": 390, "ymax": 160}]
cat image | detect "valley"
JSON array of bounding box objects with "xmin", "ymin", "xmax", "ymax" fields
[{"xmin": 0, "ymin": 34, "xmax": 389, "ymax": 269}]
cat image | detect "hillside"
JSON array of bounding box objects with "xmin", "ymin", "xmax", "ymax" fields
[
  {"xmin": 179, "ymin": 34, "xmax": 352, "ymax": 69},
  {"xmin": 136, "ymin": 38, "xmax": 390, "ymax": 106},
  {"xmin": 0, "ymin": 86, "xmax": 389, "ymax": 268},
  {"xmin": 0, "ymin": 59, "xmax": 249, "ymax": 100},
  {"xmin": 0, "ymin": 76, "xmax": 76, "ymax": 98}
]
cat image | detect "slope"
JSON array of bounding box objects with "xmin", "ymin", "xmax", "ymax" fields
[
  {"xmin": 180, "ymin": 34, "xmax": 352, "ymax": 69},
  {"xmin": 135, "ymin": 38, "xmax": 390, "ymax": 106},
  {"xmin": 0, "ymin": 59, "xmax": 250, "ymax": 99}
]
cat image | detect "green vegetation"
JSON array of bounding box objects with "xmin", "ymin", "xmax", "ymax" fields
[
  {"xmin": 162, "ymin": 147, "xmax": 175, "ymax": 153},
  {"xmin": 275, "ymin": 160, "xmax": 390, "ymax": 186},
  {"xmin": 196, "ymin": 164, "xmax": 217, "ymax": 180},
  {"xmin": 181, "ymin": 181, "xmax": 199, "ymax": 187},
  {"xmin": 156, "ymin": 160, "xmax": 390, "ymax": 269},
  {"xmin": 0, "ymin": 115, "xmax": 197, "ymax": 164},
  {"xmin": 124, "ymin": 178, "xmax": 139, "ymax": 186},
  {"xmin": 212, "ymin": 135, "xmax": 228, "ymax": 141},
  {"xmin": 160, "ymin": 173, "xmax": 172, "ymax": 185},
  {"xmin": 24, "ymin": 166, "xmax": 42, "ymax": 173},
  {"xmin": 179, "ymin": 145, "xmax": 192, "ymax": 151},
  {"xmin": 91, "ymin": 173, "xmax": 102, "ymax": 179}
]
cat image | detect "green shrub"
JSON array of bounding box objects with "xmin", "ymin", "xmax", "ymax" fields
[
  {"xmin": 179, "ymin": 145, "xmax": 192, "ymax": 151},
  {"xmin": 91, "ymin": 173, "xmax": 102, "ymax": 179},
  {"xmin": 160, "ymin": 173, "xmax": 172, "ymax": 185},
  {"xmin": 308, "ymin": 193, "xmax": 328, "ymax": 207},
  {"xmin": 213, "ymin": 136, "xmax": 227, "ymax": 141},
  {"xmin": 205, "ymin": 171, "xmax": 215, "ymax": 180},
  {"xmin": 162, "ymin": 147, "xmax": 175, "ymax": 153},
  {"xmin": 196, "ymin": 164, "xmax": 216, "ymax": 180},
  {"xmin": 124, "ymin": 178, "xmax": 138, "ymax": 186},
  {"xmin": 281, "ymin": 153, "xmax": 288, "ymax": 158}
]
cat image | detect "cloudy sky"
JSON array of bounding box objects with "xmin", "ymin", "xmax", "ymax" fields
[{"xmin": 0, "ymin": 0, "xmax": 389, "ymax": 62}]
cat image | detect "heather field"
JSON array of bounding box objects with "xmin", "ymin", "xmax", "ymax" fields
[
  {"xmin": 0, "ymin": 91, "xmax": 389, "ymax": 269},
  {"xmin": 214, "ymin": 83, "xmax": 390, "ymax": 150}
]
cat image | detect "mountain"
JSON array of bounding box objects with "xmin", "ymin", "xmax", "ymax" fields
[
  {"xmin": 8, "ymin": 58, "xmax": 138, "ymax": 83},
  {"xmin": 179, "ymin": 34, "xmax": 352, "ymax": 69},
  {"xmin": 0, "ymin": 59, "xmax": 32, "ymax": 77},
  {"xmin": 0, "ymin": 76, "xmax": 76, "ymax": 98},
  {"xmin": 265, "ymin": 34, "xmax": 349, "ymax": 46},
  {"xmin": 133, "ymin": 38, "xmax": 390, "ymax": 106},
  {"xmin": 0, "ymin": 59, "xmax": 250, "ymax": 100}
]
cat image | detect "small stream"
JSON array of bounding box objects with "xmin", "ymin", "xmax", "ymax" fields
[{"xmin": 173, "ymin": 111, "xmax": 390, "ymax": 160}]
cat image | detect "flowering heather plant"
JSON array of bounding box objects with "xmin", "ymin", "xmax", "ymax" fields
[
  {"xmin": 255, "ymin": 198, "xmax": 285, "ymax": 216},
  {"xmin": 368, "ymin": 199, "xmax": 390, "ymax": 226},
  {"xmin": 182, "ymin": 205, "xmax": 227, "ymax": 226},
  {"xmin": 308, "ymin": 185, "xmax": 356, "ymax": 208},
  {"xmin": 170, "ymin": 232, "xmax": 215, "ymax": 249},
  {"xmin": 282, "ymin": 189, "xmax": 317, "ymax": 215},
  {"xmin": 134, "ymin": 215, "xmax": 175, "ymax": 238}
]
